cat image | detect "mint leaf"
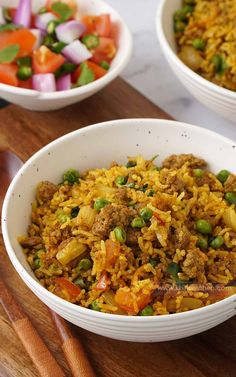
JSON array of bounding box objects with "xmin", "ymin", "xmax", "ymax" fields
[
  {"xmin": 51, "ymin": 2, "xmax": 73, "ymax": 21},
  {"xmin": 0, "ymin": 23, "xmax": 21, "ymax": 32},
  {"xmin": 0, "ymin": 44, "xmax": 20, "ymax": 63}
]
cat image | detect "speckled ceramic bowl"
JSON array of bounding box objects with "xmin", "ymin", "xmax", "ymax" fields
[
  {"xmin": 2, "ymin": 118, "xmax": 236, "ymax": 342},
  {"xmin": 0, "ymin": 0, "xmax": 132, "ymax": 111},
  {"xmin": 156, "ymin": 0, "xmax": 236, "ymax": 123}
]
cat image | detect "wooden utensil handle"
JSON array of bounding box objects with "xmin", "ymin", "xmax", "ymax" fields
[
  {"xmin": 50, "ymin": 310, "xmax": 96, "ymax": 377},
  {"xmin": 0, "ymin": 280, "xmax": 65, "ymax": 377}
]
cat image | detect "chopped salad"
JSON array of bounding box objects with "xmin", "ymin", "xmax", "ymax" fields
[{"xmin": 0, "ymin": 0, "xmax": 117, "ymax": 92}]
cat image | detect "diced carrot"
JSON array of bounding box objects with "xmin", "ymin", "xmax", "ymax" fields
[
  {"xmin": 115, "ymin": 288, "xmax": 152, "ymax": 315},
  {"xmin": 95, "ymin": 271, "xmax": 110, "ymax": 291},
  {"xmin": 0, "ymin": 64, "xmax": 19, "ymax": 86},
  {"xmin": 55, "ymin": 277, "xmax": 81, "ymax": 299}
]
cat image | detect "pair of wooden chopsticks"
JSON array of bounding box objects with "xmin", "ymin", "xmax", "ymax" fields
[{"xmin": 0, "ymin": 278, "xmax": 95, "ymax": 377}]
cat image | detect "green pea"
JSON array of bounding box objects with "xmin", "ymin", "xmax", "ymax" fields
[
  {"xmin": 192, "ymin": 38, "xmax": 205, "ymax": 50},
  {"xmin": 174, "ymin": 5, "xmax": 193, "ymax": 22},
  {"xmin": 224, "ymin": 192, "xmax": 236, "ymax": 204},
  {"xmin": 197, "ymin": 237, "xmax": 208, "ymax": 251},
  {"xmin": 196, "ymin": 219, "xmax": 212, "ymax": 234},
  {"xmin": 210, "ymin": 235, "xmax": 224, "ymax": 249},
  {"xmin": 166, "ymin": 262, "xmax": 180, "ymax": 278},
  {"xmin": 126, "ymin": 160, "xmax": 137, "ymax": 168},
  {"xmin": 90, "ymin": 300, "xmax": 101, "ymax": 311},
  {"xmin": 140, "ymin": 207, "xmax": 153, "ymax": 221},
  {"xmin": 139, "ymin": 305, "xmax": 154, "ymax": 316},
  {"xmin": 193, "ymin": 168, "xmax": 203, "ymax": 178},
  {"xmin": 17, "ymin": 66, "xmax": 32, "ymax": 80},
  {"xmin": 94, "ymin": 198, "xmax": 110, "ymax": 211},
  {"xmin": 100, "ymin": 60, "xmax": 110, "ymax": 70},
  {"xmin": 114, "ymin": 226, "xmax": 126, "ymax": 243},
  {"xmin": 63, "ymin": 169, "xmax": 80, "ymax": 184},
  {"xmin": 212, "ymin": 54, "xmax": 228, "ymax": 75},
  {"xmin": 74, "ymin": 277, "xmax": 87, "ymax": 289},
  {"xmin": 33, "ymin": 258, "xmax": 41, "ymax": 269},
  {"xmin": 216, "ymin": 170, "xmax": 230, "ymax": 184},
  {"xmin": 115, "ymin": 176, "xmax": 128, "ymax": 186},
  {"xmin": 149, "ymin": 258, "xmax": 158, "ymax": 267},
  {"xmin": 131, "ymin": 217, "xmax": 146, "ymax": 228},
  {"xmin": 71, "ymin": 206, "xmax": 80, "ymax": 218},
  {"xmin": 78, "ymin": 258, "xmax": 92, "ymax": 271},
  {"xmin": 174, "ymin": 21, "xmax": 186, "ymax": 32}
]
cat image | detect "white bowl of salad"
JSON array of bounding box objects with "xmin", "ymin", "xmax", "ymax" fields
[{"xmin": 0, "ymin": 0, "xmax": 132, "ymax": 111}]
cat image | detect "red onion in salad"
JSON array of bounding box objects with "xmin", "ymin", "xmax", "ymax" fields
[
  {"xmin": 56, "ymin": 74, "xmax": 72, "ymax": 91},
  {"xmin": 56, "ymin": 20, "xmax": 86, "ymax": 44},
  {"xmin": 13, "ymin": 0, "xmax": 31, "ymax": 28},
  {"xmin": 32, "ymin": 74, "xmax": 56, "ymax": 92},
  {"xmin": 0, "ymin": 7, "xmax": 6, "ymax": 24},
  {"xmin": 30, "ymin": 29, "xmax": 43, "ymax": 50},
  {"xmin": 62, "ymin": 40, "xmax": 92, "ymax": 64},
  {"xmin": 35, "ymin": 12, "xmax": 58, "ymax": 31}
]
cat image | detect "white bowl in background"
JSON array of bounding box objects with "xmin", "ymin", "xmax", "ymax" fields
[
  {"xmin": 2, "ymin": 118, "xmax": 236, "ymax": 342},
  {"xmin": 156, "ymin": 0, "xmax": 236, "ymax": 123},
  {"xmin": 0, "ymin": 0, "xmax": 132, "ymax": 111}
]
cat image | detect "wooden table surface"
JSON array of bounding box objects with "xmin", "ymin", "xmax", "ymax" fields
[{"xmin": 0, "ymin": 78, "xmax": 235, "ymax": 377}]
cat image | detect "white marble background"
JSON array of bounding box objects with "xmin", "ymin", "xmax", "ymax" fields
[{"xmin": 108, "ymin": 0, "xmax": 236, "ymax": 141}]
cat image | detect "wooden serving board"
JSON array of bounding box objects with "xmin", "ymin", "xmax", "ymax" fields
[{"xmin": 0, "ymin": 78, "xmax": 235, "ymax": 377}]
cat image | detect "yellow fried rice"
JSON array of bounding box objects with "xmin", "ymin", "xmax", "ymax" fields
[
  {"xmin": 19, "ymin": 154, "xmax": 236, "ymax": 316},
  {"xmin": 175, "ymin": 0, "xmax": 236, "ymax": 91}
]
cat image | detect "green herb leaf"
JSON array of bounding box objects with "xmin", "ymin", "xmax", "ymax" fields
[
  {"xmin": 0, "ymin": 23, "xmax": 21, "ymax": 32},
  {"xmin": 51, "ymin": 2, "xmax": 73, "ymax": 21},
  {"xmin": 0, "ymin": 44, "xmax": 20, "ymax": 63},
  {"xmin": 77, "ymin": 63, "xmax": 95, "ymax": 86}
]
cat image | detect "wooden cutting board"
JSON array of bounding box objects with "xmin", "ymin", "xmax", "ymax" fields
[{"xmin": 0, "ymin": 78, "xmax": 235, "ymax": 377}]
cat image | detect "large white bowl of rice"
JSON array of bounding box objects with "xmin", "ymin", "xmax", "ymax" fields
[{"xmin": 2, "ymin": 118, "xmax": 236, "ymax": 342}]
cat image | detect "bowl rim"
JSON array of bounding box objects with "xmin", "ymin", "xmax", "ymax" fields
[
  {"xmin": 0, "ymin": 0, "xmax": 133, "ymax": 99},
  {"xmin": 156, "ymin": 0, "xmax": 236, "ymax": 99},
  {"xmin": 2, "ymin": 118, "xmax": 236, "ymax": 322}
]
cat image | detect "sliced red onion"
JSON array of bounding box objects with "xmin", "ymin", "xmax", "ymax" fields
[
  {"xmin": 56, "ymin": 74, "xmax": 71, "ymax": 91},
  {"xmin": 13, "ymin": 0, "xmax": 31, "ymax": 28},
  {"xmin": 0, "ymin": 7, "xmax": 6, "ymax": 24},
  {"xmin": 55, "ymin": 21, "xmax": 86, "ymax": 44},
  {"xmin": 62, "ymin": 40, "xmax": 92, "ymax": 64},
  {"xmin": 32, "ymin": 74, "xmax": 56, "ymax": 92},
  {"xmin": 35, "ymin": 12, "xmax": 58, "ymax": 31},
  {"xmin": 30, "ymin": 29, "xmax": 43, "ymax": 50}
]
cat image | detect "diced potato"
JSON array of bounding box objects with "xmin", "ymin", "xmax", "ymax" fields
[
  {"xmin": 77, "ymin": 206, "xmax": 97, "ymax": 229},
  {"xmin": 56, "ymin": 238, "xmax": 86, "ymax": 265},
  {"xmin": 223, "ymin": 207, "xmax": 236, "ymax": 231},
  {"xmin": 167, "ymin": 297, "xmax": 203, "ymax": 312},
  {"xmin": 178, "ymin": 46, "xmax": 203, "ymax": 71},
  {"xmin": 96, "ymin": 184, "xmax": 117, "ymax": 198}
]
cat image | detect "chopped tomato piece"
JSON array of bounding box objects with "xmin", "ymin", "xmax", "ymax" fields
[
  {"xmin": 115, "ymin": 288, "xmax": 152, "ymax": 315},
  {"xmin": 105, "ymin": 239, "xmax": 120, "ymax": 267},
  {"xmin": 19, "ymin": 78, "xmax": 33, "ymax": 89},
  {"xmin": 8, "ymin": 8, "xmax": 17, "ymax": 20},
  {"xmin": 153, "ymin": 212, "xmax": 165, "ymax": 226},
  {"xmin": 95, "ymin": 272, "xmax": 110, "ymax": 291},
  {"xmin": 33, "ymin": 46, "xmax": 65, "ymax": 74},
  {"xmin": 0, "ymin": 64, "xmax": 19, "ymax": 86},
  {"xmin": 0, "ymin": 29, "xmax": 36, "ymax": 58},
  {"xmin": 91, "ymin": 37, "xmax": 116, "ymax": 64},
  {"xmin": 72, "ymin": 60, "xmax": 107, "ymax": 83},
  {"xmin": 96, "ymin": 14, "xmax": 111, "ymax": 37},
  {"xmin": 82, "ymin": 14, "xmax": 111, "ymax": 37},
  {"xmin": 55, "ymin": 277, "xmax": 81, "ymax": 299}
]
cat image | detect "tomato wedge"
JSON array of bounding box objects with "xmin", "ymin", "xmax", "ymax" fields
[
  {"xmin": 96, "ymin": 14, "xmax": 111, "ymax": 37},
  {"xmin": 72, "ymin": 60, "xmax": 107, "ymax": 83},
  {"xmin": 105, "ymin": 239, "xmax": 120, "ymax": 267},
  {"xmin": 91, "ymin": 37, "xmax": 116, "ymax": 64},
  {"xmin": 19, "ymin": 78, "xmax": 33, "ymax": 89},
  {"xmin": 82, "ymin": 14, "xmax": 111, "ymax": 37},
  {"xmin": 95, "ymin": 271, "xmax": 110, "ymax": 291},
  {"xmin": 0, "ymin": 29, "xmax": 36, "ymax": 58},
  {"xmin": 55, "ymin": 277, "xmax": 81, "ymax": 299},
  {"xmin": 33, "ymin": 46, "xmax": 65, "ymax": 74},
  {"xmin": 0, "ymin": 64, "xmax": 19, "ymax": 86}
]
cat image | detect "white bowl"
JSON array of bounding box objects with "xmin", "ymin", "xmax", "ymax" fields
[
  {"xmin": 2, "ymin": 118, "xmax": 236, "ymax": 342},
  {"xmin": 0, "ymin": 0, "xmax": 132, "ymax": 111},
  {"xmin": 156, "ymin": 0, "xmax": 236, "ymax": 123}
]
